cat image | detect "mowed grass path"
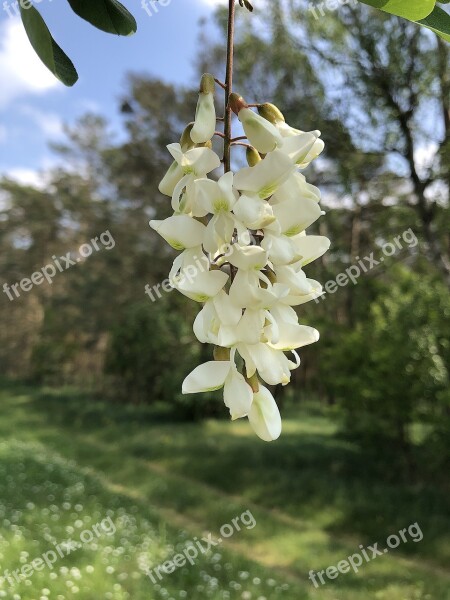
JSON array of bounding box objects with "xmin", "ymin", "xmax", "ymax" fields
[{"xmin": 0, "ymin": 381, "xmax": 449, "ymax": 599}]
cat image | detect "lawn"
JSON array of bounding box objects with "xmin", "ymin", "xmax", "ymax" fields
[{"xmin": 0, "ymin": 381, "xmax": 449, "ymax": 599}]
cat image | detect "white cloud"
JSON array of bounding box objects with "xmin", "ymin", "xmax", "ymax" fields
[
  {"xmin": 19, "ymin": 105, "xmax": 64, "ymax": 138},
  {"xmin": 2, "ymin": 167, "xmax": 48, "ymax": 189},
  {"xmin": 0, "ymin": 19, "xmax": 60, "ymax": 108}
]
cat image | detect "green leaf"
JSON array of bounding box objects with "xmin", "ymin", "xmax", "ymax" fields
[
  {"xmin": 359, "ymin": 0, "xmax": 435, "ymax": 21},
  {"xmin": 67, "ymin": 0, "xmax": 137, "ymax": 36},
  {"xmin": 20, "ymin": 5, "xmax": 78, "ymax": 86},
  {"xmin": 418, "ymin": 5, "xmax": 450, "ymax": 41}
]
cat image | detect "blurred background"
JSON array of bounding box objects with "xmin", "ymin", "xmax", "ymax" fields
[{"xmin": 0, "ymin": 0, "xmax": 449, "ymax": 598}]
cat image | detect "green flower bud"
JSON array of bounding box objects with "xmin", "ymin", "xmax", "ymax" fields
[
  {"xmin": 246, "ymin": 146, "xmax": 262, "ymax": 167},
  {"xmin": 180, "ymin": 123, "xmax": 196, "ymax": 151},
  {"xmin": 257, "ymin": 103, "xmax": 285, "ymax": 124},
  {"xmin": 199, "ymin": 73, "xmax": 216, "ymax": 95}
]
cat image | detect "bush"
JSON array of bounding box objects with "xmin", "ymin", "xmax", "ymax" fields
[
  {"xmin": 323, "ymin": 267, "xmax": 450, "ymax": 471},
  {"xmin": 105, "ymin": 294, "xmax": 222, "ymax": 420}
]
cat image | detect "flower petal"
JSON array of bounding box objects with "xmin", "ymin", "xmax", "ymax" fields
[
  {"xmin": 176, "ymin": 269, "xmax": 229, "ymax": 302},
  {"xmin": 233, "ymin": 150, "xmax": 295, "ymax": 199},
  {"xmin": 149, "ymin": 215, "xmax": 205, "ymax": 250},
  {"xmin": 223, "ymin": 366, "xmax": 253, "ymax": 420},
  {"xmin": 182, "ymin": 361, "xmax": 231, "ymax": 394},
  {"xmin": 239, "ymin": 107, "xmax": 283, "ymax": 154},
  {"xmin": 248, "ymin": 385, "xmax": 282, "ymax": 441}
]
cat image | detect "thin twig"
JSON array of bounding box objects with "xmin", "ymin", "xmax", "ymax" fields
[
  {"xmin": 231, "ymin": 141, "xmax": 252, "ymax": 149},
  {"xmin": 214, "ymin": 131, "xmax": 226, "ymax": 139},
  {"xmin": 214, "ymin": 78, "xmax": 227, "ymax": 89},
  {"xmin": 231, "ymin": 135, "xmax": 247, "ymax": 142}
]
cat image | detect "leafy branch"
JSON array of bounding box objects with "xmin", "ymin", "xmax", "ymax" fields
[{"xmin": 18, "ymin": 0, "xmax": 450, "ymax": 86}]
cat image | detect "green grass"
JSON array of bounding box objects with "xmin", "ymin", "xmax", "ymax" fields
[{"xmin": 0, "ymin": 381, "xmax": 449, "ymax": 599}]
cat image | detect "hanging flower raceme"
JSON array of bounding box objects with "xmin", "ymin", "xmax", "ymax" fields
[{"xmin": 150, "ymin": 73, "xmax": 330, "ymax": 442}]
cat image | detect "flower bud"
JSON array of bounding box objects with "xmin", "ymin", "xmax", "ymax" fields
[
  {"xmin": 246, "ymin": 146, "xmax": 262, "ymax": 167},
  {"xmin": 199, "ymin": 73, "xmax": 215, "ymax": 95},
  {"xmin": 257, "ymin": 103, "xmax": 285, "ymax": 125},
  {"xmin": 180, "ymin": 123, "xmax": 196, "ymax": 151},
  {"xmin": 229, "ymin": 93, "xmax": 248, "ymax": 115},
  {"xmin": 191, "ymin": 74, "xmax": 216, "ymax": 144}
]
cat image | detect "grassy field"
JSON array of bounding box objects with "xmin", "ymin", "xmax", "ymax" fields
[{"xmin": 0, "ymin": 381, "xmax": 449, "ymax": 600}]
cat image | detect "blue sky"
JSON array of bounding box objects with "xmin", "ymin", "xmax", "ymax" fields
[{"xmin": 0, "ymin": 0, "xmax": 224, "ymax": 184}]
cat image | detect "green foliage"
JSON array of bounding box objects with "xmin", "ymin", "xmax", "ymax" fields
[
  {"xmin": 19, "ymin": 0, "xmax": 136, "ymax": 86},
  {"xmin": 328, "ymin": 268, "xmax": 450, "ymax": 465},
  {"xmin": 105, "ymin": 297, "xmax": 222, "ymax": 419},
  {"xmin": 419, "ymin": 5, "xmax": 450, "ymax": 41},
  {"xmin": 19, "ymin": 5, "xmax": 78, "ymax": 86},
  {"xmin": 360, "ymin": 0, "xmax": 435, "ymax": 21},
  {"xmin": 67, "ymin": 0, "xmax": 137, "ymax": 35},
  {"xmin": 17, "ymin": 0, "xmax": 450, "ymax": 87}
]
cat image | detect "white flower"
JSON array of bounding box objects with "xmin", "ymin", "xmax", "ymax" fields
[
  {"xmin": 291, "ymin": 234, "xmax": 331, "ymax": 267},
  {"xmin": 237, "ymin": 342, "xmax": 297, "ymax": 386},
  {"xmin": 260, "ymin": 227, "xmax": 301, "ymax": 265},
  {"xmin": 159, "ymin": 161, "xmax": 184, "ymax": 197},
  {"xmin": 165, "ymin": 143, "xmax": 221, "ymax": 214},
  {"xmin": 193, "ymin": 290, "xmax": 241, "ymax": 346},
  {"xmin": 234, "ymin": 150, "xmax": 295, "ymax": 199},
  {"xmin": 270, "ymin": 114, "xmax": 325, "ymax": 168},
  {"xmin": 238, "ymin": 107, "xmax": 283, "ymax": 154},
  {"xmin": 233, "ymin": 194, "xmax": 276, "ymax": 229},
  {"xmin": 149, "ymin": 215, "xmax": 206, "ymax": 250},
  {"xmin": 265, "ymin": 304, "xmax": 320, "ymax": 351},
  {"xmin": 274, "ymin": 264, "xmax": 323, "ymax": 306},
  {"xmin": 271, "ymin": 171, "xmax": 321, "ymax": 204},
  {"xmin": 167, "ymin": 143, "xmax": 221, "ymax": 176},
  {"xmin": 271, "ymin": 194, "xmax": 322, "ymax": 237},
  {"xmin": 169, "ymin": 250, "xmax": 229, "ymax": 303},
  {"xmin": 195, "ymin": 172, "xmax": 238, "ymax": 253},
  {"xmin": 174, "ymin": 269, "xmax": 229, "ymax": 303},
  {"xmin": 182, "ymin": 357, "xmax": 253, "ymax": 420},
  {"xmin": 279, "ymin": 131, "xmax": 322, "ymax": 166},
  {"xmin": 229, "ymin": 268, "xmax": 289, "ymax": 310},
  {"xmin": 150, "ymin": 94, "xmax": 329, "ymax": 442},
  {"xmin": 248, "ymin": 385, "xmax": 282, "ymax": 442},
  {"xmin": 228, "ymin": 245, "xmax": 268, "ymax": 271}
]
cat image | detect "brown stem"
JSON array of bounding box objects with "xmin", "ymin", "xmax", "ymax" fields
[
  {"xmin": 214, "ymin": 78, "xmax": 227, "ymax": 89},
  {"xmin": 231, "ymin": 141, "xmax": 252, "ymax": 150},
  {"xmin": 223, "ymin": 0, "xmax": 236, "ymax": 173},
  {"xmin": 231, "ymin": 135, "xmax": 247, "ymax": 142},
  {"xmin": 214, "ymin": 131, "xmax": 226, "ymax": 139}
]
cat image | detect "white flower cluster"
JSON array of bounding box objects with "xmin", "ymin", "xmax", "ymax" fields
[{"xmin": 150, "ymin": 74, "xmax": 330, "ymax": 442}]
